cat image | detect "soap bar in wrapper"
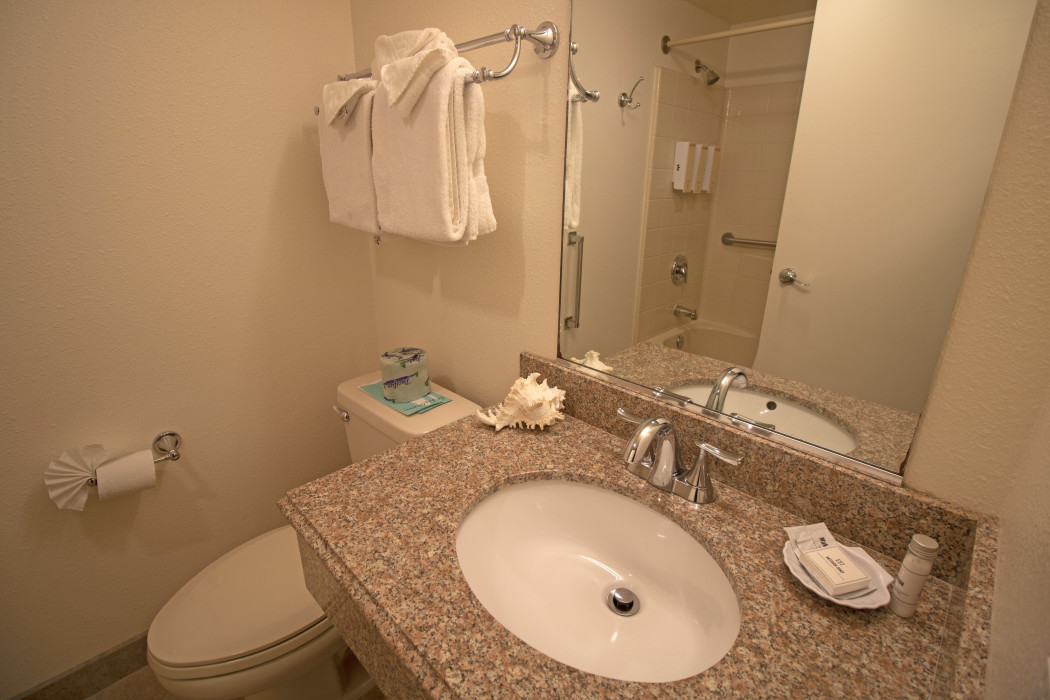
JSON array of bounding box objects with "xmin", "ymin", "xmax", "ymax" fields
[{"xmin": 379, "ymin": 347, "xmax": 430, "ymax": 402}]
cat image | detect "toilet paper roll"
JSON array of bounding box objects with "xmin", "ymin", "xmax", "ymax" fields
[
  {"xmin": 379, "ymin": 347, "xmax": 430, "ymax": 402},
  {"xmin": 95, "ymin": 450, "xmax": 157, "ymax": 500}
]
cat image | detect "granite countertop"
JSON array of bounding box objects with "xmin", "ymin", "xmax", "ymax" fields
[
  {"xmin": 281, "ymin": 413, "xmax": 988, "ymax": 698},
  {"xmin": 602, "ymin": 343, "xmax": 919, "ymax": 472}
]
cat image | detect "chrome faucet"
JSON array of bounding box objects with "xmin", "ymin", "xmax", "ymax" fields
[
  {"xmin": 672, "ymin": 442, "xmax": 743, "ymax": 504},
  {"xmin": 617, "ymin": 408, "xmax": 681, "ymax": 490},
  {"xmin": 705, "ymin": 367, "xmax": 748, "ymax": 413},
  {"xmin": 616, "ymin": 408, "xmax": 742, "ymax": 503},
  {"xmin": 673, "ymin": 304, "xmax": 697, "ymax": 320}
]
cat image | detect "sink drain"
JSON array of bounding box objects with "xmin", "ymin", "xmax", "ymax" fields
[{"xmin": 606, "ymin": 587, "xmax": 640, "ymax": 617}]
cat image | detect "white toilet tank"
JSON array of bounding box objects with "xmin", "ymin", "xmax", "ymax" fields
[{"xmin": 336, "ymin": 371, "xmax": 481, "ymax": 463}]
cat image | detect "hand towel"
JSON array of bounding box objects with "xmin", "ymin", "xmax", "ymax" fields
[
  {"xmin": 563, "ymin": 82, "xmax": 584, "ymax": 233},
  {"xmin": 322, "ymin": 79, "xmax": 376, "ymax": 126},
  {"xmin": 372, "ymin": 56, "xmax": 496, "ymax": 244},
  {"xmin": 372, "ymin": 28, "xmax": 458, "ymax": 117},
  {"xmin": 319, "ymin": 79, "xmax": 380, "ymax": 233}
]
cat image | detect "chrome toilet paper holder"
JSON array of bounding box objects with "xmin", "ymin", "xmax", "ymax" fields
[{"xmin": 86, "ymin": 431, "xmax": 181, "ymax": 487}]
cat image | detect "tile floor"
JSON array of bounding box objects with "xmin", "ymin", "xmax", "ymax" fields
[
  {"xmin": 84, "ymin": 665, "xmax": 386, "ymax": 700},
  {"xmin": 85, "ymin": 667, "xmax": 179, "ymax": 700}
]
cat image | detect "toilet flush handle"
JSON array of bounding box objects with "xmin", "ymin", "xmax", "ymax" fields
[{"xmin": 332, "ymin": 404, "xmax": 350, "ymax": 422}]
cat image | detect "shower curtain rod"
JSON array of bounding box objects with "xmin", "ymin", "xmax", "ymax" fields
[
  {"xmin": 338, "ymin": 22, "xmax": 559, "ymax": 84},
  {"xmin": 662, "ymin": 15, "xmax": 814, "ymax": 53}
]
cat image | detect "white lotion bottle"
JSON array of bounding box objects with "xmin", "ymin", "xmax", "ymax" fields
[{"xmin": 888, "ymin": 534, "xmax": 940, "ymax": 618}]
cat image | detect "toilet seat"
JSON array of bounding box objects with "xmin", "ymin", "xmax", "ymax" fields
[{"xmin": 148, "ymin": 525, "xmax": 331, "ymax": 680}]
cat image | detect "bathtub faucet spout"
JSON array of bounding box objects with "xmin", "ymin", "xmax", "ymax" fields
[{"xmin": 673, "ymin": 304, "xmax": 697, "ymax": 320}]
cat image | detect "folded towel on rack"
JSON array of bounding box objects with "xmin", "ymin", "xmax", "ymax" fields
[
  {"xmin": 322, "ymin": 79, "xmax": 376, "ymax": 126},
  {"xmin": 319, "ymin": 79, "xmax": 380, "ymax": 233},
  {"xmin": 372, "ymin": 28, "xmax": 458, "ymax": 117},
  {"xmin": 563, "ymin": 82, "xmax": 584, "ymax": 233},
  {"xmin": 372, "ymin": 56, "xmax": 495, "ymax": 244}
]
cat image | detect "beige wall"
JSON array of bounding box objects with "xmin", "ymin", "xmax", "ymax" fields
[
  {"xmin": 0, "ymin": 1, "xmax": 379, "ymax": 695},
  {"xmin": 348, "ymin": 0, "xmax": 569, "ymax": 407},
  {"xmin": 559, "ymin": 0, "xmax": 728, "ymax": 360},
  {"xmin": 906, "ymin": 0, "xmax": 1050, "ymax": 695},
  {"xmin": 754, "ymin": 0, "xmax": 1036, "ymax": 413}
]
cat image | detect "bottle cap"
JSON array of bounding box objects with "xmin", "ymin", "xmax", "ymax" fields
[{"xmin": 909, "ymin": 533, "xmax": 939, "ymax": 556}]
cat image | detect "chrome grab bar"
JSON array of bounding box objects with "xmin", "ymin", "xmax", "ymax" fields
[
  {"xmin": 564, "ymin": 232, "xmax": 585, "ymax": 329},
  {"xmin": 722, "ymin": 232, "xmax": 777, "ymax": 249}
]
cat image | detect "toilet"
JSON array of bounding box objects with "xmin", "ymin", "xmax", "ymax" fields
[{"xmin": 147, "ymin": 371, "xmax": 480, "ymax": 700}]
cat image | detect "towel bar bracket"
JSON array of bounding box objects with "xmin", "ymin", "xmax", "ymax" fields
[{"xmin": 569, "ymin": 42, "xmax": 600, "ymax": 102}]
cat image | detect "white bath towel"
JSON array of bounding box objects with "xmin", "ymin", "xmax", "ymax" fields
[
  {"xmin": 563, "ymin": 82, "xmax": 584, "ymax": 233},
  {"xmin": 372, "ymin": 28, "xmax": 458, "ymax": 117},
  {"xmin": 372, "ymin": 56, "xmax": 495, "ymax": 244},
  {"xmin": 319, "ymin": 80, "xmax": 380, "ymax": 233}
]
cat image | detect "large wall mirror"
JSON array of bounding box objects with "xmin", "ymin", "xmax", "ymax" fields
[{"xmin": 558, "ymin": 0, "xmax": 1034, "ymax": 478}]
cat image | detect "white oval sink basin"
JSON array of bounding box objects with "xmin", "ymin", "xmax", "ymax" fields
[
  {"xmin": 673, "ymin": 384, "xmax": 857, "ymax": 454},
  {"xmin": 456, "ymin": 480, "xmax": 740, "ymax": 683}
]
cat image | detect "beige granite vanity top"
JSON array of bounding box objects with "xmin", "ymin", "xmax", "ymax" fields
[
  {"xmin": 603, "ymin": 342, "xmax": 919, "ymax": 472},
  {"xmin": 281, "ymin": 407, "xmax": 993, "ymax": 698}
]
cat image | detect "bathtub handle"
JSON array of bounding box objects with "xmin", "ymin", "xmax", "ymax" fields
[{"xmin": 563, "ymin": 232, "xmax": 585, "ymax": 329}]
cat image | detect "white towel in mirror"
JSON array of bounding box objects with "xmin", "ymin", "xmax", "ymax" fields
[{"xmin": 564, "ymin": 82, "xmax": 584, "ymax": 233}]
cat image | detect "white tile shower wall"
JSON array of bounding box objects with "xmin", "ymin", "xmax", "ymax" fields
[
  {"xmin": 636, "ymin": 66, "xmax": 725, "ymax": 342},
  {"xmin": 698, "ymin": 81, "xmax": 804, "ymax": 337}
]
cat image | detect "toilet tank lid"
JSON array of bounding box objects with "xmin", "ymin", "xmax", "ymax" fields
[
  {"xmin": 337, "ymin": 371, "xmax": 481, "ymax": 444},
  {"xmin": 148, "ymin": 525, "xmax": 325, "ymax": 668}
]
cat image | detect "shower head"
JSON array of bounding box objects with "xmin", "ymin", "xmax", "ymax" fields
[{"xmin": 695, "ymin": 60, "xmax": 720, "ymax": 86}]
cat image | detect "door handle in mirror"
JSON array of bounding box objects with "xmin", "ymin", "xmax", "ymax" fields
[{"xmin": 778, "ymin": 268, "xmax": 810, "ymax": 287}]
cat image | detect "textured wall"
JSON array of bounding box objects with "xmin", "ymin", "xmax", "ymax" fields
[
  {"xmin": 347, "ymin": 0, "xmax": 570, "ymax": 408},
  {"xmin": 905, "ymin": 0, "xmax": 1050, "ymax": 696},
  {"xmin": 0, "ymin": 1, "xmax": 378, "ymax": 695}
]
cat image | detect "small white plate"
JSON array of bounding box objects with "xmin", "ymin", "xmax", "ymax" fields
[{"xmin": 782, "ymin": 541, "xmax": 893, "ymax": 609}]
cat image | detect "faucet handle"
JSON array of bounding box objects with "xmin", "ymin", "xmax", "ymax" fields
[
  {"xmin": 697, "ymin": 442, "xmax": 743, "ymax": 466},
  {"xmin": 616, "ymin": 407, "xmax": 645, "ymax": 424},
  {"xmin": 671, "ymin": 441, "xmax": 743, "ymax": 504}
]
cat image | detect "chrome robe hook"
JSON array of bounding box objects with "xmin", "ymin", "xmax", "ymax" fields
[{"xmin": 618, "ymin": 76, "xmax": 644, "ymax": 109}]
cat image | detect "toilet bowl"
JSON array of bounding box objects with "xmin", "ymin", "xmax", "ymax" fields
[{"xmin": 147, "ymin": 371, "xmax": 480, "ymax": 699}]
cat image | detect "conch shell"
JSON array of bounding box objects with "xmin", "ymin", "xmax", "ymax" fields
[
  {"xmin": 570, "ymin": 350, "xmax": 613, "ymax": 372},
  {"xmin": 476, "ymin": 373, "xmax": 566, "ymax": 432}
]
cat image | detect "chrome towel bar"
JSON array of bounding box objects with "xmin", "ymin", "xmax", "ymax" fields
[{"xmin": 338, "ymin": 22, "xmax": 559, "ymax": 85}]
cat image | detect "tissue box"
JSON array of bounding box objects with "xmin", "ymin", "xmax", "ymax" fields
[{"xmin": 379, "ymin": 347, "xmax": 430, "ymax": 402}]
